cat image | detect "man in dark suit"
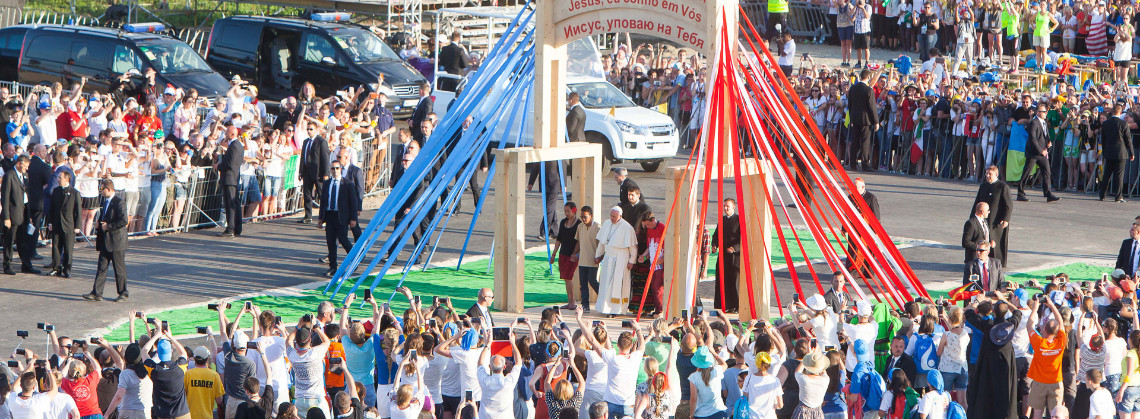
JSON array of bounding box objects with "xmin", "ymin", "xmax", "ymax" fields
[
  {"xmin": 1115, "ymin": 216, "xmax": 1140, "ymax": 277},
  {"xmin": 823, "ymin": 271, "xmax": 850, "ymax": 314},
  {"xmin": 566, "ymin": 92, "xmax": 587, "ymax": 143},
  {"xmin": 963, "ymin": 202, "xmax": 994, "ymax": 263},
  {"xmin": 1017, "ymin": 104, "xmax": 1060, "ymax": 202},
  {"xmin": 614, "ymin": 167, "xmax": 640, "ymax": 207},
  {"xmin": 319, "ymin": 164, "xmax": 360, "ymax": 277},
  {"xmin": 410, "ymin": 82, "xmax": 433, "ymax": 146},
  {"xmin": 845, "ymin": 177, "xmax": 880, "ymax": 275},
  {"xmin": 527, "ymin": 161, "xmax": 564, "ymax": 239},
  {"xmin": 0, "ymin": 143, "xmax": 15, "ymax": 173},
  {"xmin": 83, "ymin": 179, "xmax": 128, "ymax": 302},
  {"xmin": 46, "ymin": 171, "xmax": 79, "ymax": 278},
  {"xmin": 26, "ymin": 145, "xmax": 52, "ymax": 243},
  {"xmin": 964, "ymin": 242, "xmax": 1005, "ymax": 292},
  {"xmin": 466, "ymin": 288, "xmax": 495, "ymax": 327},
  {"xmin": 337, "ymin": 149, "xmax": 365, "ymax": 241},
  {"xmin": 299, "ymin": 122, "xmax": 330, "ymax": 223},
  {"xmin": 1101, "ymin": 104, "xmax": 1134, "ymax": 202},
  {"xmin": 438, "ymin": 32, "xmax": 469, "ymax": 91},
  {"xmin": 215, "ymin": 126, "xmax": 244, "ymax": 238},
  {"xmin": 973, "ymin": 165, "xmax": 1013, "ymax": 264},
  {"xmin": 1, "ymin": 155, "xmax": 35, "ymax": 275},
  {"xmin": 847, "ymin": 69, "xmax": 880, "ymax": 171},
  {"xmin": 883, "ymin": 335, "xmax": 917, "ymax": 384}
]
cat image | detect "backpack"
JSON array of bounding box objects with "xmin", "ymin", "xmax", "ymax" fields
[
  {"xmin": 913, "ymin": 334, "xmax": 940, "ymax": 375},
  {"xmin": 886, "ymin": 389, "xmax": 920, "ymax": 419},
  {"xmin": 852, "ymin": 362, "xmax": 887, "ymax": 413},
  {"xmin": 947, "ymin": 401, "xmax": 967, "ymax": 419}
]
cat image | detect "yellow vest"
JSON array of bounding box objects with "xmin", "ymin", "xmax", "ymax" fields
[{"xmin": 769, "ymin": 0, "xmax": 789, "ymax": 14}]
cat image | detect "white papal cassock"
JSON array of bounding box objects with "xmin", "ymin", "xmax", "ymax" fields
[{"xmin": 594, "ymin": 217, "xmax": 638, "ymax": 315}]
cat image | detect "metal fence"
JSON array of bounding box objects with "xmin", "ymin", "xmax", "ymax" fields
[{"xmin": 741, "ymin": 0, "xmax": 834, "ymax": 40}]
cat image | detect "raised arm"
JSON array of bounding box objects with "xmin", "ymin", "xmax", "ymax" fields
[{"xmin": 574, "ymin": 306, "xmax": 605, "ymax": 356}]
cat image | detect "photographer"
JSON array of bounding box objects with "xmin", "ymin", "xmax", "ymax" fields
[
  {"xmin": 5, "ymin": 102, "xmax": 33, "ymax": 149},
  {"xmin": 60, "ymin": 337, "xmax": 110, "ymax": 419}
]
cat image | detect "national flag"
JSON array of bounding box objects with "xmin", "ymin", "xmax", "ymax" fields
[
  {"xmin": 909, "ymin": 110, "xmax": 925, "ymax": 164},
  {"xmin": 608, "ymin": 106, "xmax": 616, "ymax": 117},
  {"xmin": 1004, "ymin": 122, "xmax": 1037, "ymax": 182},
  {"xmin": 947, "ymin": 281, "xmax": 981, "ymax": 302}
]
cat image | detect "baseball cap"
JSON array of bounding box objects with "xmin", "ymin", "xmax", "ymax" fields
[
  {"xmin": 1013, "ymin": 288, "xmax": 1029, "ymax": 308},
  {"xmin": 192, "ymin": 346, "xmax": 210, "ymax": 360},
  {"xmin": 155, "ymin": 339, "xmax": 172, "ymax": 362},
  {"xmin": 1113, "ymin": 268, "xmax": 1128, "ymax": 280},
  {"xmin": 163, "ymin": 87, "xmax": 176, "ymax": 95},
  {"xmin": 231, "ymin": 331, "xmax": 249, "ymax": 349}
]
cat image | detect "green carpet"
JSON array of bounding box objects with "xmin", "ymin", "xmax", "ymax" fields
[
  {"xmin": 102, "ymin": 228, "xmax": 894, "ymax": 340},
  {"xmin": 926, "ymin": 262, "xmax": 1113, "ymax": 299}
]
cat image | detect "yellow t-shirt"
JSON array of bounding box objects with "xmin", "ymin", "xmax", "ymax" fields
[
  {"xmin": 1124, "ymin": 351, "xmax": 1140, "ymax": 386},
  {"xmin": 184, "ymin": 366, "xmax": 225, "ymax": 419}
]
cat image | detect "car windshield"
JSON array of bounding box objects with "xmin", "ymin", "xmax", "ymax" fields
[
  {"xmin": 567, "ymin": 81, "xmax": 636, "ymax": 109},
  {"xmin": 332, "ymin": 29, "xmax": 401, "ymax": 63},
  {"xmin": 137, "ymin": 41, "xmax": 213, "ymax": 74}
]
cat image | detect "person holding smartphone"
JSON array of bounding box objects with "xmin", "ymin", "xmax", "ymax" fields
[
  {"xmin": 287, "ymin": 324, "xmax": 333, "ymax": 418},
  {"xmin": 475, "ymin": 321, "xmax": 522, "ymax": 418},
  {"xmin": 575, "ymin": 306, "xmax": 645, "ymax": 418}
]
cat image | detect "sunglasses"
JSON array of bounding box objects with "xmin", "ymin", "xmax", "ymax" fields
[{"xmin": 332, "ymin": 166, "xmax": 343, "ymax": 170}]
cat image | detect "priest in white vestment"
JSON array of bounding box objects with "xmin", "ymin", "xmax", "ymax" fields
[{"xmin": 594, "ymin": 206, "xmax": 638, "ymax": 316}]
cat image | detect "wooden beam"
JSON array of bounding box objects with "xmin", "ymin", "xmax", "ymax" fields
[
  {"xmin": 534, "ymin": 0, "xmax": 567, "ymax": 150},
  {"xmin": 493, "ymin": 143, "xmax": 604, "ymax": 164},
  {"xmin": 493, "ymin": 150, "xmax": 527, "ymax": 313}
]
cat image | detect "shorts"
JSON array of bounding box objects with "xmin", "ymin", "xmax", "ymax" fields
[
  {"xmin": 694, "ymin": 411, "xmax": 729, "ymax": 419},
  {"xmin": 262, "ymin": 175, "xmax": 281, "ymax": 197},
  {"xmin": 1118, "ymin": 60, "xmax": 1133, "ymax": 67},
  {"xmin": 1003, "ymin": 36, "xmax": 1020, "ymax": 54},
  {"xmin": 781, "ymin": 65, "xmax": 794, "ymax": 76},
  {"xmin": 1120, "ymin": 386, "xmax": 1140, "ymax": 412},
  {"xmin": 81, "ymin": 196, "xmax": 99, "ymax": 210},
  {"xmin": 442, "ymin": 394, "xmax": 462, "ymax": 415},
  {"xmin": 1064, "ymin": 146, "xmax": 1079, "ymax": 158},
  {"xmin": 295, "ymin": 396, "xmax": 331, "ymax": 419},
  {"xmin": 853, "ymin": 32, "xmax": 870, "ymax": 49},
  {"xmin": 1034, "ymin": 34, "xmax": 1050, "ymax": 47},
  {"xmin": 1107, "ymin": 373, "xmax": 1123, "ymax": 394},
  {"xmin": 1027, "ymin": 380, "xmax": 1064, "ymax": 412},
  {"xmin": 839, "ymin": 26, "xmax": 855, "ymax": 41},
  {"xmin": 117, "ymin": 410, "xmax": 146, "ymax": 419},
  {"xmin": 376, "ymin": 383, "xmax": 394, "ymax": 414},
  {"xmin": 967, "ymin": 136, "xmax": 981, "ymax": 146},
  {"xmin": 123, "ymin": 190, "xmax": 139, "ymax": 218},
  {"xmin": 940, "ymin": 369, "xmax": 969, "ymax": 390},
  {"xmin": 1081, "ymin": 149, "xmax": 1097, "ymax": 165},
  {"xmin": 558, "ymin": 253, "xmax": 578, "ymax": 281},
  {"xmin": 173, "ymin": 183, "xmax": 187, "ymax": 200}
]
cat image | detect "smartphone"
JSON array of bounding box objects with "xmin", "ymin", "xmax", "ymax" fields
[
  {"xmin": 363, "ymin": 289, "xmax": 372, "ymax": 301},
  {"xmin": 681, "ymin": 309, "xmax": 689, "ymax": 320},
  {"xmin": 810, "ymin": 338, "xmax": 817, "ymax": 348},
  {"xmin": 330, "ymin": 357, "xmax": 343, "ymax": 365},
  {"xmin": 197, "ymin": 326, "xmax": 209, "ymax": 334},
  {"xmin": 694, "ymin": 306, "xmax": 704, "ymax": 317},
  {"xmin": 432, "ymin": 296, "xmax": 440, "ymax": 306},
  {"xmin": 516, "ymin": 317, "xmax": 527, "ymax": 323},
  {"xmin": 559, "ymin": 322, "xmax": 570, "ymax": 331},
  {"xmin": 409, "ymin": 349, "xmax": 418, "ymax": 358},
  {"xmin": 161, "ymin": 321, "xmax": 169, "ymax": 331},
  {"xmin": 1104, "ymin": 273, "xmax": 1111, "ymax": 282},
  {"xmin": 824, "ymin": 345, "xmax": 837, "ymax": 352},
  {"xmin": 661, "ymin": 336, "xmax": 673, "ymax": 344},
  {"xmin": 792, "ymin": 293, "xmax": 800, "ymax": 302},
  {"xmin": 730, "ymin": 319, "xmax": 741, "ymax": 328},
  {"xmin": 135, "ymin": 311, "xmax": 145, "ymax": 318},
  {"xmin": 207, "ymin": 303, "xmax": 218, "ymax": 310},
  {"xmin": 302, "ymin": 313, "xmax": 313, "ymax": 323},
  {"xmin": 471, "ymin": 317, "xmax": 482, "ymax": 325},
  {"xmin": 275, "ymin": 316, "xmax": 282, "ymax": 325},
  {"xmin": 458, "ymin": 315, "xmax": 468, "ymax": 321},
  {"xmin": 440, "ymin": 297, "xmax": 450, "ymax": 305},
  {"xmin": 969, "ymin": 274, "xmax": 980, "ymax": 283},
  {"xmin": 382, "ymin": 303, "xmax": 390, "ymax": 312},
  {"xmin": 621, "ymin": 320, "xmax": 633, "ymax": 328},
  {"xmin": 464, "ymin": 390, "xmax": 473, "ymax": 402},
  {"xmin": 246, "ymin": 342, "xmax": 258, "ymax": 350},
  {"xmin": 414, "ymin": 296, "xmax": 421, "ymax": 305},
  {"xmin": 710, "ymin": 310, "xmax": 720, "ymax": 317},
  {"xmin": 369, "ymin": 92, "xmax": 379, "ymax": 99},
  {"xmin": 73, "ymin": 339, "xmax": 86, "ymax": 346},
  {"xmin": 36, "ymin": 323, "xmax": 45, "ymax": 330},
  {"xmin": 15, "ymin": 349, "xmax": 25, "ymax": 355},
  {"xmin": 802, "ymin": 53, "xmax": 809, "ymax": 60},
  {"xmin": 592, "ymin": 320, "xmax": 604, "ymax": 328},
  {"xmin": 797, "ymin": 327, "xmax": 808, "ymax": 338},
  {"xmin": 937, "ymin": 306, "xmax": 944, "ymax": 315},
  {"xmin": 492, "ymin": 327, "xmax": 510, "ymax": 341},
  {"xmin": 89, "ymin": 337, "xmax": 102, "ymax": 344},
  {"xmin": 44, "ymin": 324, "xmax": 54, "ymax": 332},
  {"xmin": 427, "ymin": 319, "xmax": 437, "ymax": 328},
  {"xmin": 5, "ymin": 361, "xmax": 16, "ymax": 368},
  {"xmin": 71, "ymin": 354, "xmax": 84, "ymax": 360},
  {"xmin": 244, "ymin": 301, "xmax": 252, "ymax": 310},
  {"xmin": 146, "ymin": 318, "xmax": 156, "ymax": 324}
]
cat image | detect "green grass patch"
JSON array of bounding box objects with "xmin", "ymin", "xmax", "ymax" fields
[{"xmin": 926, "ymin": 262, "xmax": 1113, "ymax": 299}]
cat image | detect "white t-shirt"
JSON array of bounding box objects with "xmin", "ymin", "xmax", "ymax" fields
[
  {"xmin": 743, "ymin": 374, "xmax": 783, "ymax": 419},
  {"xmin": 287, "ymin": 345, "xmax": 329, "ymax": 399},
  {"xmin": 1089, "ymin": 387, "xmax": 1116, "ymax": 418},
  {"xmin": 810, "ymin": 312, "xmax": 840, "ymax": 350},
  {"xmin": 688, "ymin": 366, "xmax": 727, "ymax": 417},
  {"xmin": 423, "ymin": 355, "xmax": 447, "ymax": 402},
  {"xmin": 796, "ymin": 372, "xmax": 829, "ymax": 408},
  {"xmin": 938, "ymin": 328, "xmax": 971, "ymax": 374},
  {"xmin": 1012, "ymin": 308, "xmax": 1032, "ymax": 358},
  {"xmin": 1063, "ymin": 16, "xmax": 1078, "ymax": 38},
  {"xmin": 778, "ymin": 40, "xmax": 796, "ymax": 67},
  {"xmin": 917, "ymin": 391, "xmax": 951, "ymax": 419},
  {"xmin": 601, "ymin": 348, "xmax": 644, "ymax": 407},
  {"xmin": 6, "ymin": 391, "xmax": 50, "ymax": 419},
  {"xmin": 440, "ymin": 354, "xmax": 463, "ymax": 397},
  {"xmin": 1105, "ymin": 338, "xmax": 1127, "ymax": 376},
  {"xmin": 252, "ymin": 336, "xmax": 289, "ymax": 393},
  {"xmin": 388, "ymin": 395, "xmax": 424, "ymax": 419},
  {"xmin": 584, "ymin": 350, "xmax": 609, "ymax": 390},
  {"xmin": 451, "ymin": 347, "xmax": 483, "ymax": 401},
  {"xmin": 46, "ymin": 392, "xmax": 77, "ymax": 419},
  {"xmin": 843, "ymin": 321, "xmax": 879, "ymax": 371},
  {"xmin": 476, "ymin": 364, "xmax": 523, "ymax": 418}
]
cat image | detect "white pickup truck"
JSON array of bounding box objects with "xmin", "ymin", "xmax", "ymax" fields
[{"xmin": 432, "ymin": 73, "xmax": 679, "ymax": 172}]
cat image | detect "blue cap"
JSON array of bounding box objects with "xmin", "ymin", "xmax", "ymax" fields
[
  {"xmin": 1014, "ymin": 288, "xmax": 1030, "ymax": 308},
  {"xmin": 925, "ymin": 89, "xmax": 938, "ymax": 97},
  {"xmin": 156, "ymin": 339, "xmax": 172, "ymax": 362}
]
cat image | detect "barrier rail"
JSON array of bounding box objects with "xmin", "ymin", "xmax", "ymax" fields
[{"xmin": 741, "ymin": 0, "xmax": 834, "ymax": 40}]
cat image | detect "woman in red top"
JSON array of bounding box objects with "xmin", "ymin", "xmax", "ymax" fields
[
  {"xmin": 637, "ymin": 211, "xmax": 666, "ymax": 316},
  {"xmin": 132, "ymin": 104, "xmax": 161, "ymax": 146},
  {"xmin": 61, "ymin": 351, "xmax": 104, "ymax": 418}
]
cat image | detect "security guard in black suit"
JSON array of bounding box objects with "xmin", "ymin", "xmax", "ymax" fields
[
  {"xmin": 83, "ymin": 179, "xmax": 129, "ymax": 302},
  {"xmin": 1, "ymin": 155, "xmax": 34, "ymax": 274},
  {"xmin": 1017, "ymin": 105, "xmax": 1060, "ymax": 202},
  {"xmin": 216, "ymin": 127, "xmax": 244, "ymax": 237},
  {"xmin": 319, "ymin": 164, "xmax": 360, "ymax": 277},
  {"xmin": 47, "ymin": 171, "xmax": 80, "ymax": 278}
]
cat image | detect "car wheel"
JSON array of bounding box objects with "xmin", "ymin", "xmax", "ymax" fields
[
  {"xmin": 640, "ymin": 160, "xmax": 662, "ymax": 173},
  {"xmin": 587, "ymin": 132, "xmax": 613, "ymax": 172}
]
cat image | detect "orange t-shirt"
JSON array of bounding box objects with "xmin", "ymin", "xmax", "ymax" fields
[
  {"xmin": 326, "ymin": 341, "xmax": 347, "ymax": 388},
  {"xmin": 1027, "ymin": 329, "xmax": 1067, "ymax": 384}
]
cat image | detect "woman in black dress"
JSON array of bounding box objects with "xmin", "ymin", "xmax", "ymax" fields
[{"xmin": 550, "ymin": 202, "xmax": 580, "ymax": 309}]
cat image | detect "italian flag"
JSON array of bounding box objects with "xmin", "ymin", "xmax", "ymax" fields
[{"xmin": 910, "ymin": 110, "xmax": 925, "ymax": 164}]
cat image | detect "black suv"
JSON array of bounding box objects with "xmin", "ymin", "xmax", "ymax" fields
[
  {"xmin": 0, "ymin": 24, "xmax": 230, "ymax": 96},
  {"xmin": 206, "ymin": 16, "xmax": 428, "ymax": 115}
]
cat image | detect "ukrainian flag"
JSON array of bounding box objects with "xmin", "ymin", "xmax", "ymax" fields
[{"xmin": 1004, "ymin": 122, "xmax": 1036, "ymax": 182}]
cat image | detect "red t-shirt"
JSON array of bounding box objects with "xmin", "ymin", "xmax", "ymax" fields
[
  {"xmin": 645, "ymin": 222, "xmax": 665, "ymax": 269},
  {"xmin": 56, "ymin": 112, "xmax": 72, "ymax": 141},
  {"xmin": 61, "ymin": 372, "xmax": 101, "ymax": 416},
  {"xmin": 68, "ymin": 111, "xmax": 89, "ymax": 139}
]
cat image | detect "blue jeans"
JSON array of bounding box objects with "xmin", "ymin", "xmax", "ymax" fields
[
  {"xmin": 81, "ymin": 415, "xmax": 105, "ymax": 419},
  {"xmin": 607, "ymin": 402, "xmax": 631, "ymax": 419},
  {"xmin": 144, "ymin": 180, "xmax": 167, "ymax": 232},
  {"xmin": 920, "ymin": 33, "xmax": 937, "ymax": 60}
]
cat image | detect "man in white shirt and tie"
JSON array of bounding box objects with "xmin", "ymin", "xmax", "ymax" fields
[
  {"xmin": 1114, "ymin": 216, "xmax": 1140, "ymax": 277},
  {"xmin": 318, "ymin": 164, "xmax": 359, "ymax": 277}
]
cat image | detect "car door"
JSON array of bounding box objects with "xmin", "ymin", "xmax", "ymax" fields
[
  {"xmin": 206, "ymin": 20, "xmax": 260, "ymax": 83},
  {"xmin": 66, "ymin": 37, "xmax": 114, "ymax": 91},
  {"xmin": 294, "ymin": 30, "xmax": 347, "ymax": 97},
  {"xmin": 0, "ymin": 28, "xmax": 26, "ymax": 81},
  {"xmin": 20, "ymin": 32, "xmax": 71, "ymax": 86}
]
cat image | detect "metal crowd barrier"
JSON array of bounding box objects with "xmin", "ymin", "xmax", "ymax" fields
[{"xmin": 741, "ymin": 0, "xmax": 834, "ymax": 40}]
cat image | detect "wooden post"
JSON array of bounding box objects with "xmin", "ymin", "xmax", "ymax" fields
[
  {"xmin": 534, "ymin": 0, "xmax": 567, "ymax": 150},
  {"xmin": 738, "ymin": 159, "xmax": 772, "ymax": 322},
  {"xmin": 663, "ymin": 165, "xmax": 698, "ymax": 318},
  {"xmin": 493, "ymin": 149, "xmax": 527, "ymax": 312}
]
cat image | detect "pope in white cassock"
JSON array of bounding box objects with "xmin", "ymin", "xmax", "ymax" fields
[{"xmin": 594, "ymin": 206, "xmax": 638, "ymax": 316}]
